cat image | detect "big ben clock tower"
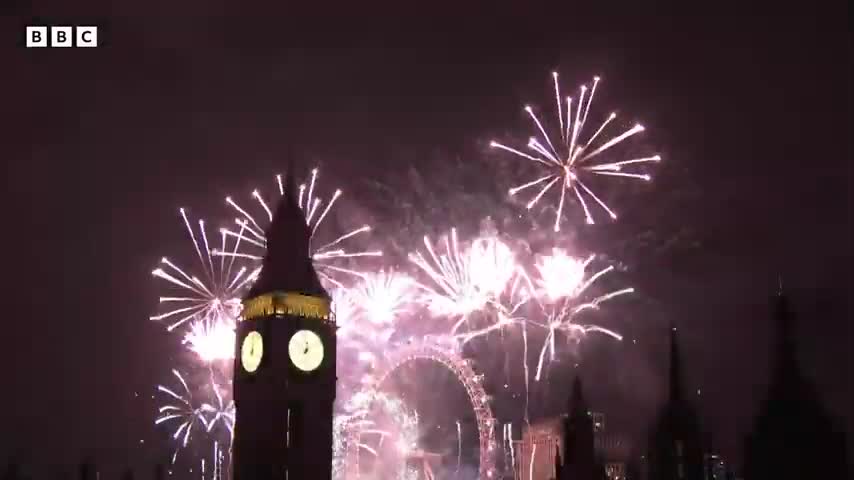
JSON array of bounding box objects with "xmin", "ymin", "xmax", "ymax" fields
[{"xmin": 232, "ymin": 164, "xmax": 337, "ymax": 480}]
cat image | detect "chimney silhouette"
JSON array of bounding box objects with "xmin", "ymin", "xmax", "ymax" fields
[
  {"xmin": 2, "ymin": 461, "xmax": 21, "ymax": 480},
  {"xmin": 78, "ymin": 458, "xmax": 96, "ymax": 480}
]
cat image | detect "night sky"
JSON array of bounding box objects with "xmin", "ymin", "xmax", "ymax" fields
[{"xmin": 2, "ymin": 3, "xmax": 851, "ymax": 477}]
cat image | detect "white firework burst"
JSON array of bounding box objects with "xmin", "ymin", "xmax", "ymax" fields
[
  {"xmin": 150, "ymin": 208, "xmax": 253, "ymax": 363},
  {"xmin": 491, "ymin": 72, "xmax": 661, "ymax": 229},
  {"xmin": 520, "ymin": 248, "xmax": 634, "ymax": 381}
]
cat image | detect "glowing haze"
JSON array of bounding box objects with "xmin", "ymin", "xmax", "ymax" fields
[{"xmin": 149, "ymin": 71, "xmax": 654, "ymax": 478}]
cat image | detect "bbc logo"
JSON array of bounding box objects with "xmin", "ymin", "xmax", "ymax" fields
[{"xmin": 26, "ymin": 26, "xmax": 98, "ymax": 48}]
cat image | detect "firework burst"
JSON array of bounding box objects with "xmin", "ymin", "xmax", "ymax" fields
[
  {"xmin": 409, "ymin": 229, "xmax": 530, "ymax": 345},
  {"xmin": 199, "ymin": 379, "xmax": 235, "ymax": 438},
  {"xmin": 352, "ymin": 270, "xmax": 416, "ymax": 327},
  {"xmin": 491, "ymin": 72, "xmax": 660, "ymax": 229},
  {"xmin": 331, "ymin": 271, "xmax": 415, "ymax": 354},
  {"xmin": 183, "ymin": 315, "xmax": 237, "ymax": 363},
  {"xmin": 216, "ymin": 167, "xmax": 382, "ymax": 289},
  {"xmin": 521, "ymin": 248, "xmax": 634, "ymax": 380},
  {"xmin": 334, "ymin": 270, "xmax": 417, "ymax": 395},
  {"xmin": 155, "ymin": 369, "xmax": 209, "ymax": 464},
  {"xmin": 150, "ymin": 208, "xmax": 252, "ymax": 362}
]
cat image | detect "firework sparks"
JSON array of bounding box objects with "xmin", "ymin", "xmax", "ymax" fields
[
  {"xmin": 183, "ymin": 315, "xmax": 237, "ymax": 363},
  {"xmin": 334, "ymin": 390, "xmax": 421, "ymax": 479},
  {"xmin": 200, "ymin": 379, "xmax": 235, "ymax": 438},
  {"xmin": 216, "ymin": 168, "xmax": 382, "ymax": 289},
  {"xmin": 332, "ymin": 271, "xmax": 420, "ymax": 415},
  {"xmin": 332, "ymin": 287, "xmax": 360, "ymax": 337},
  {"xmin": 150, "ymin": 209, "xmax": 249, "ymax": 340},
  {"xmin": 456, "ymin": 420, "xmax": 462, "ymax": 472},
  {"xmin": 491, "ymin": 73, "xmax": 660, "ymax": 229},
  {"xmin": 332, "ymin": 271, "xmax": 414, "ymax": 369},
  {"xmin": 522, "ymin": 248, "xmax": 634, "ymax": 381},
  {"xmin": 155, "ymin": 370, "xmax": 209, "ymax": 463},
  {"xmin": 352, "ymin": 270, "xmax": 416, "ymax": 327},
  {"xmin": 149, "ymin": 153, "xmax": 648, "ymax": 475},
  {"xmin": 409, "ymin": 229, "xmax": 530, "ymax": 344}
]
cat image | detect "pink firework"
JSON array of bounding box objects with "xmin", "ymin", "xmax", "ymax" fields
[
  {"xmin": 151, "ymin": 208, "xmax": 252, "ymax": 362},
  {"xmin": 522, "ymin": 248, "xmax": 634, "ymax": 381},
  {"xmin": 491, "ymin": 72, "xmax": 661, "ymax": 229},
  {"xmin": 409, "ymin": 229, "xmax": 529, "ymax": 344}
]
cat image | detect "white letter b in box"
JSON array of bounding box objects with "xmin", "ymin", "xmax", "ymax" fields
[
  {"xmin": 26, "ymin": 26, "xmax": 47, "ymax": 47},
  {"xmin": 51, "ymin": 26, "xmax": 73, "ymax": 47}
]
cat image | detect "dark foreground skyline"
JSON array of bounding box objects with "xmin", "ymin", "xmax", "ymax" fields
[{"xmin": 1, "ymin": 3, "xmax": 850, "ymax": 476}]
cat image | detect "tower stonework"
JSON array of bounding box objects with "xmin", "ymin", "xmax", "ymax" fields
[{"xmin": 232, "ymin": 165, "xmax": 336, "ymax": 480}]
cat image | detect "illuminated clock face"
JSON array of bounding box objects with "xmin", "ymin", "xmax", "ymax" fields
[
  {"xmin": 288, "ymin": 330, "xmax": 324, "ymax": 372},
  {"xmin": 241, "ymin": 331, "xmax": 263, "ymax": 373}
]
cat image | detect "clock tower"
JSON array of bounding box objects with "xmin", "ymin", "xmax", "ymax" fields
[{"xmin": 232, "ymin": 164, "xmax": 337, "ymax": 480}]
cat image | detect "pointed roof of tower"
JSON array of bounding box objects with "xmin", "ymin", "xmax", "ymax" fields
[
  {"xmin": 773, "ymin": 278, "xmax": 797, "ymax": 374},
  {"xmin": 648, "ymin": 324, "xmax": 704, "ymax": 480},
  {"xmin": 743, "ymin": 283, "xmax": 849, "ymax": 479},
  {"xmin": 668, "ymin": 324, "xmax": 684, "ymax": 402},
  {"xmin": 246, "ymin": 161, "xmax": 328, "ymax": 299},
  {"xmin": 569, "ymin": 376, "xmax": 589, "ymax": 416}
]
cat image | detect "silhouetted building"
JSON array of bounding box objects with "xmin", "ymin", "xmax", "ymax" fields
[
  {"xmin": 742, "ymin": 287, "xmax": 849, "ymax": 479},
  {"xmin": 591, "ymin": 412, "xmax": 633, "ymax": 480},
  {"xmin": 2, "ymin": 462, "xmax": 21, "ymax": 480},
  {"xmin": 78, "ymin": 459, "xmax": 96, "ymax": 480},
  {"xmin": 702, "ymin": 453, "xmax": 726, "ymax": 480},
  {"xmin": 232, "ymin": 163, "xmax": 337, "ymax": 480},
  {"xmin": 592, "ymin": 412, "xmax": 606, "ymax": 433},
  {"xmin": 555, "ymin": 377, "xmax": 608, "ymax": 480},
  {"xmin": 513, "ymin": 395, "xmax": 632, "ymax": 479},
  {"xmin": 514, "ymin": 417, "xmax": 563, "ymax": 480},
  {"xmin": 647, "ymin": 326, "xmax": 704, "ymax": 480}
]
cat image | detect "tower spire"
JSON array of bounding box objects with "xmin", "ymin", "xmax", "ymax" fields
[
  {"xmin": 773, "ymin": 281, "xmax": 797, "ymax": 376},
  {"xmin": 569, "ymin": 376, "xmax": 588, "ymax": 415},
  {"xmin": 669, "ymin": 324, "xmax": 683, "ymax": 402},
  {"xmin": 284, "ymin": 158, "xmax": 297, "ymax": 207},
  {"xmin": 246, "ymin": 161, "xmax": 327, "ymax": 299}
]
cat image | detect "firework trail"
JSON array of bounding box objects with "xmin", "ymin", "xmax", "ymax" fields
[
  {"xmin": 216, "ymin": 168, "xmax": 382, "ymax": 289},
  {"xmin": 200, "ymin": 378, "xmax": 235, "ymax": 438},
  {"xmin": 520, "ymin": 248, "xmax": 634, "ymax": 381},
  {"xmin": 409, "ymin": 229, "xmax": 530, "ymax": 344},
  {"xmin": 503, "ymin": 422, "xmax": 516, "ymax": 473},
  {"xmin": 155, "ymin": 369, "xmax": 209, "ymax": 464},
  {"xmin": 150, "ymin": 209, "xmax": 251, "ymax": 363},
  {"xmin": 491, "ymin": 72, "xmax": 660, "ymax": 229},
  {"xmin": 456, "ymin": 420, "xmax": 462, "ymax": 473}
]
